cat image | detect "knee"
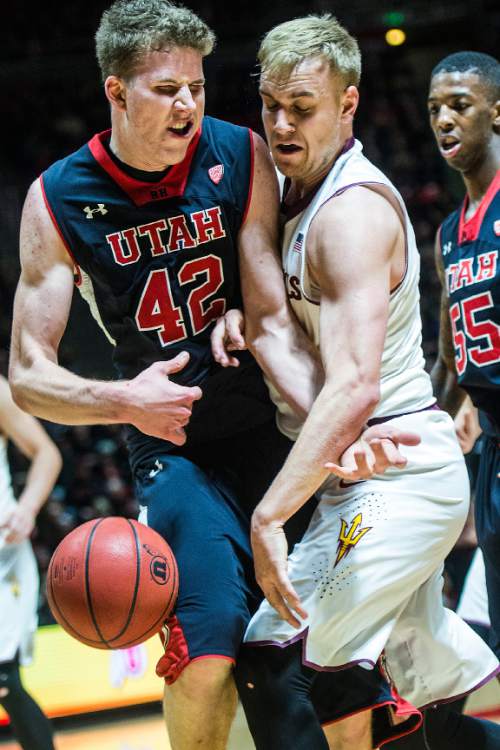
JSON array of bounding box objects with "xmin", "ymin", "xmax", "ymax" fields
[
  {"xmin": 324, "ymin": 711, "xmax": 372, "ymax": 750},
  {"xmin": 168, "ymin": 657, "xmax": 234, "ymax": 703}
]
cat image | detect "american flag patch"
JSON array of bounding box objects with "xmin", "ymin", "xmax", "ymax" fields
[
  {"xmin": 208, "ymin": 164, "xmax": 224, "ymax": 184},
  {"xmin": 293, "ymin": 232, "xmax": 304, "ymax": 253}
]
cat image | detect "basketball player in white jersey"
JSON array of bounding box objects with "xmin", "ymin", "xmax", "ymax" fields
[
  {"xmin": 0, "ymin": 374, "xmax": 61, "ymax": 750},
  {"xmin": 213, "ymin": 15, "xmax": 500, "ymax": 750}
]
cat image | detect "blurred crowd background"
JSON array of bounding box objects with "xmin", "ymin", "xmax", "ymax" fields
[{"xmin": 0, "ymin": 0, "xmax": 498, "ymax": 623}]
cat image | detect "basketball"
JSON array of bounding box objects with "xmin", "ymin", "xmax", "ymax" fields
[{"xmin": 46, "ymin": 517, "xmax": 178, "ymax": 649}]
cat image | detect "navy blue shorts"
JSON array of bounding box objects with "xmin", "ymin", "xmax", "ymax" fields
[
  {"xmin": 133, "ymin": 420, "xmax": 314, "ymax": 683},
  {"xmin": 474, "ymin": 419, "xmax": 500, "ymax": 659}
]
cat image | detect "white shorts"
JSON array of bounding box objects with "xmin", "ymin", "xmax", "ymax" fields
[
  {"xmin": 457, "ymin": 547, "xmax": 491, "ymax": 628},
  {"xmin": 245, "ymin": 409, "xmax": 500, "ymax": 708},
  {"xmin": 0, "ymin": 539, "xmax": 39, "ymax": 665}
]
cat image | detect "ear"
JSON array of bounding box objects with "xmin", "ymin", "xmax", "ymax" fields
[
  {"xmin": 104, "ymin": 75, "xmax": 127, "ymax": 112},
  {"xmin": 492, "ymin": 98, "xmax": 500, "ymax": 134},
  {"xmin": 341, "ymin": 85, "xmax": 359, "ymax": 123}
]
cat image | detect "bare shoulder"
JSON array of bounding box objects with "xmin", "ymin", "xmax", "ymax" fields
[
  {"xmin": 20, "ymin": 178, "xmax": 73, "ymax": 276},
  {"xmin": 312, "ymin": 184, "xmax": 402, "ymax": 245}
]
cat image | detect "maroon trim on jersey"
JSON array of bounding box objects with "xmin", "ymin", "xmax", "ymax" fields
[
  {"xmin": 88, "ymin": 127, "xmax": 202, "ymax": 206},
  {"xmin": 458, "ymin": 169, "xmax": 500, "ymax": 244},
  {"xmin": 39, "ymin": 175, "xmax": 82, "ymax": 286},
  {"xmin": 241, "ymin": 128, "xmax": 255, "ymax": 226},
  {"xmin": 282, "ymin": 177, "xmax": 325, "ymax": 221}
]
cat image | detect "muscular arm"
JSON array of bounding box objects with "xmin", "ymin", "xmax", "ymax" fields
[
  {"xmin": 430, "ymin": 232, "xmax": 466, "ymax": 416},
  {"xmin": 9, "ymin": 180, "xmax": 200, "ymax": 443},
  {"xmin": 0, "ymin": 375, "xmax": 62, "ymax": 543},
  {"xmin": 254, "ymin": 187, "xmax": 398, "ymax": 522},
  {"xmin": 250, "ymin": 186, "xmax": 404, "ymax": 623},
  {"xmin": 238, "ymin": 133, "xmax": 323, "ymax": 419}
]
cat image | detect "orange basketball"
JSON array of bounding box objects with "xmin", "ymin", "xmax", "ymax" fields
[{"xmin": 47, "ymin": 517, "xmax": 178, "ymax": 649}]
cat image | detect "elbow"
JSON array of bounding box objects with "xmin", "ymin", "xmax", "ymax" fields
[
  {"xmin": 8, "ymin": 365, "xmax": 36, "ymax": 415},
  {"xmin": 245, "ymin": 310, "xmax": 288, "ymax": 356},
  {"xmin": 323, "ymin": 374, "xmax": 380, "ymax": 422},
  {"xmin": 9, "ymin": 378, "xmax": 31, "ymax": 414}
]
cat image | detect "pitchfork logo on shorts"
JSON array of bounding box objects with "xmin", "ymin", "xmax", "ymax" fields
[{"xmin": 334, "ymin": 513, "xmax": 372, "ymax": 567}]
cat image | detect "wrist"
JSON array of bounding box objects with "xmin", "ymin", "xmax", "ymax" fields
[
  {"xmin": 252, "ymin": 506, "xmax": 286, "ymax": 533},
  {"xmin": 92, "ymin": 379, "xmax": 134, "ymax": 423}
]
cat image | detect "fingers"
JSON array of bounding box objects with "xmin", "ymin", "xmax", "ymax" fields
[
  {"xmin": 163, "ymin": 428, "xmax": 187, "ymax": 446},
  {"xmin": 323, "ymin": 461, "xmax": 356, "ymax": 479},
  {"xmin": 363, "ymin": 424, "xmax": 421, "ymax": 447},
  {"xmin": 211, "ymin": 314, "xmax": 244, "ymax": 368},
  {"xmin": 260, "ymin": 575, "xmax": 307, "ymax": 628},
  {"xmin": 211, "ymin": 317, "xmax": 231, "ymax": 366},
  {"xmin": 188, "ymin": 386, "xmax": 203, "ymax": 403},
  {"xmin": 370, "ymin": 438, "xmax": 407, "ymax": 470},
  {"xmin": 156, "ymin": 352, "xmax": 190, "ymax": 374},
  {"xmin": 225, "ymin": 310, "xmax": 246, "ymax": 350}
]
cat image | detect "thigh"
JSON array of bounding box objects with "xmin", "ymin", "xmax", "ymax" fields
[
  {"xmin": 474, "ymin": 439, "xmax": 500, "ymax": 656},
  {"xmin": 134, "ymin": 454, "xmax": 257, "ymax": 663}
]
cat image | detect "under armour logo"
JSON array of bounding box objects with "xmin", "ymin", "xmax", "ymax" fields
[
  {"xmin": 442, "ymin": 241, "xmax": 453, "ymax": 256},
  {"xmin": 83, "ymin": 204, "xmax": 108, "ymax": 219}
]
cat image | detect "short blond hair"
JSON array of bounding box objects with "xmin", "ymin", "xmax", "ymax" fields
[
  {"xmin": 95, "ymin": 0, "xmax": 216, "ymax": 82},
  {"xmin": 258, "ymin": 14, "xmax": 361, "ymax": 87}
]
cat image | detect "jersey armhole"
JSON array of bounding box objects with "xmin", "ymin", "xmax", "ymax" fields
[
  {"xmin": 39, "ymin": 175, "xmax": 82, "ymax": 286},
  {"xmin": 241, "ymin": 128, "xmax": 255, "ymax": 227}
]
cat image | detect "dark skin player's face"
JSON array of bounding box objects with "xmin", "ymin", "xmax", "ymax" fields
[{"xmin": 427, "ymin": 70, "xmax": 499, "ymax": 175}]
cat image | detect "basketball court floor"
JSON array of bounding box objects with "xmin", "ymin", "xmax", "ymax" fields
[
  {"xmin": 0, "ymin": 685, "xmax": 499, "ymax": 750},
  {"xmin": 0, "ymin": 703, "xmax": 255, "ymax": 750}
]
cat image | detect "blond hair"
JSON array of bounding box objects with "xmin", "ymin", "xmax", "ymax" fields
[
  {"xmin": 258, "ymin": 14, "xmax": 361, "ymax": 87},
  {"xmin": 95, "ymin": 0, "xmax": 216, "ymax": 82}
]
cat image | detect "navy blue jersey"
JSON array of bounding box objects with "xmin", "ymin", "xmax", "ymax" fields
[
  {"xmin": 41, "ymin": 117, "xmax": 275, "ymax": 464},
  {"xmin": 439, "ymin": 171, "xmax": 500, "ymax": 425}
]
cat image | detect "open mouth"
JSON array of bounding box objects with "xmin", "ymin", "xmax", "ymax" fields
[
  {"xmin": 275, "ymin": 143, "xmax": 302, "ymax": 155},
  {"xmin": 168, "ymin": 121, "xmax": 193, "ymax": 138},
  {"xmin": 439, "ymin": 137, "xmax": 461, "ymax": 158}
]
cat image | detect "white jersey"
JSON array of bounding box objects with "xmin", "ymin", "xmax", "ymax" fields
[
  {"xmin": 0, "ymin": 432, "xmax": 39, "ymax": 664},
  {"xmin": 274, "ymin": 139, "xmax": 434, "ymax": 440},
  {"xmin": 0, "ymin": 434, "xmax": 16, "ymax": 545}
]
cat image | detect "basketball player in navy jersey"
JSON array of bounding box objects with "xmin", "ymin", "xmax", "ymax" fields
[
  {"xmin": 380, "ymin": 49, "xmax": 500, "ymax": 750},
  {"xmin": 7, "ymin": 2, "xmax": 418, "ymax": 749},
  {"xmin": 428, "ymin": 51, "xmax": 499, "ymax": 654}
]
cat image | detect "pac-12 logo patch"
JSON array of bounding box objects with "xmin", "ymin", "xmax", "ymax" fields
[
  {"xmin": 494, "ymin": 220, "xmax": 500, "ymax": 237},
  {"xmin": 208, "ymin": 164, "xmax": 224, "ymax": 184},
  {"xmin": 334, "ymin": 512, "xmax": 372, "ymax": 567}
]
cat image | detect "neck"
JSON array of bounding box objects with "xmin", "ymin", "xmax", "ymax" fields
[
  {"xmin": 290, "ymin": 135, "xmax": 353, "ymax": 200},
  {"xmin": 462, "ymin": 139, "xmax": 500, "ymax": 207},
  {"xmin": 109, "ymin": 123, "xmax": 169, "ymax": 172}
]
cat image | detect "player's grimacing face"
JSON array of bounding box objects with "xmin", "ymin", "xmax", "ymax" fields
[
  {"xmin": 260, "ymin": 58, "xmax": 356, "ymax": 187},
  {"xmin": 121, "ymin": 46, "xmax": 205, "ymax": 167},
  {"xmin": 427, "ymin": 71, "xmax": 497, "ymax": 173}
]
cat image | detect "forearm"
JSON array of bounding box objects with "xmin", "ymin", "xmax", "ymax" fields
[
  {"xmin": 247, "ymin": 315, "xmax": 324, "ymax": 419},
  {"xmin": 17, "ymin": 442, "xmax": 62, "ymax": 515},
  {"xmin": 10, "ymin": 353, "xmax": 131, "ymax": 426},
  {"xmin": 430, "ymin": 356, "xmax": 466, "ymax": 417},
  {"xmin": 254, "ymin": 378, "xmax": 378, "ymax": 524}
]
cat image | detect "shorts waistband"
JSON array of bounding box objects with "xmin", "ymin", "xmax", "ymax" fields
[{"xmin": 367, "ymin": 402, "xmax": 439, "ymax": 427}]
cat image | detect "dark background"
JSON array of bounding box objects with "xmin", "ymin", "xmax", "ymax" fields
[{"xmin": 0, "ymin": 0, "xmax": 498, "ymax": 620}]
